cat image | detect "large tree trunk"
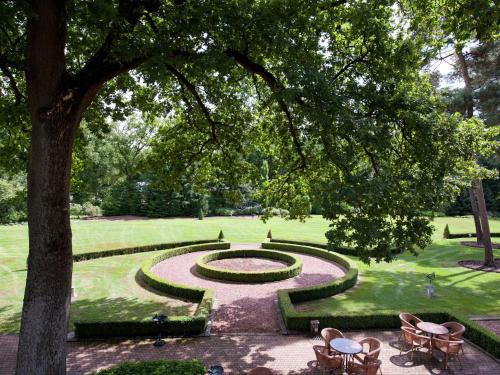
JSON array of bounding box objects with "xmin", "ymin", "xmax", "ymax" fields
[
  {"xmin": 475, "ymin": 180, "xmax": 495, "ymax": 267},
  {"xmin": 16, "ymin": 1, "xmax": 76, "ymax": 374},
  {"xmin": 468, "ymin": 188, "xmax": 483, "ymax": 244},
  {"xmin": 455, "ymin": 47, "xmax": 493, "ymax": 258}
]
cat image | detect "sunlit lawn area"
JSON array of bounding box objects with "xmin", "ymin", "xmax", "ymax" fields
[{"xmin": 0, "ymin": 215, "xmax": 499, "ymax": 333}]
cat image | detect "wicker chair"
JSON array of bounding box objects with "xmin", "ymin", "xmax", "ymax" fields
[
  {"xmin": 353, "ymin": 337, "xmax": 383, "ymax": 374},
  {"xmin": 398, "ymin": 313, "xmax": 423, "ymax": 344},
  {"xmin": 438, "ymin": 322, "xmax": 466, "ymax": 354},
  {"xmin": 347, "ymin": 358, "xmax": 382, "ymax": 375},
  {"xmin": 432, "ymin": 337, "xmax": 464, "ymax": 369},
  {"xmin": 321, "ymin": 327, "xmax": 344, "ymax": 353},
  {"xmin": 248, "ymin": 367, "xmax": 275, "ymax": 375},
  {"xmin": 400, "ymin": 326, "xmax": 431, "ymax": 360},
  {"xmin": 312, "ymin": 345, "xmax": 343, "ymax": 374}
]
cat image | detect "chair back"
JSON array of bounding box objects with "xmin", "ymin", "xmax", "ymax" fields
[
  {"xmin": 359, "ymin": 337, "xmax": 382, "ymax": 360},
  {"xmin": 313, "ymin": 345, "xmax": 342, "ymax": 369},
  {"xmin": 399, "ymin": 312, "xmax": 422, "ymax": 329},
  {"xmin": 347, "ymin": 358, "xmax": 381, "ymax": 375},
  {"xmin": 248, "ymin": 367, "xmax": 274, "ymax": 375},
  {"xmin": 401, "ymin": 326, "xmax": 430, "ymax": 346},
  {"xmin": 441, "ymin": 322, "xmax": 465, "ymax": 339},
  {"xmin": 433, "ymin": 337, "xmax": 463, "ymax": 355},
  {"xmin": 321, "ymin": 327, "xmax": 344, "ymax": 349}
]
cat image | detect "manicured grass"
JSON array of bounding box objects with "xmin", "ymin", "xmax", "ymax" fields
[{"xmin": 0, "ymin": 215, "xmax": 499, "ymax": 333}]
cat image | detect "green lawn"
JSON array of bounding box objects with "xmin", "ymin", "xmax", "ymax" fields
[{"xmin": 0, "ymin": 215, "xmax": 499, "ymax": 333}]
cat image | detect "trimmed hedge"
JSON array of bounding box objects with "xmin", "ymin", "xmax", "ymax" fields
[
  {"xmin": 262, "ymin": 242, "xmax": 358, "ymax": 303},
  {"xmin": 444, "ymin": 232, "xmax": 500, "ymax": 239},
  {"xmin": 74, "ymin": 242, "xmax": 230, "ymax": 338},
  {"xmin": 269, "ymin": 238, "xmax": 401, "ymax": 257},
  {"xmin": 73, "ymin": 239, "xmax": 218, "ymax": 262},
  {"xmin": 94, "ymin": 359, "xmax": 205, "ymax": 375},
  {"xmin": 196, "ymin": 249, "xmax": 302, "ymax": 282}
]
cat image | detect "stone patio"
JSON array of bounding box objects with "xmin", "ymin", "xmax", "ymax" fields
[{"xmin": 1, "ymin": 330, "xmax": 498, "ymax": 374}]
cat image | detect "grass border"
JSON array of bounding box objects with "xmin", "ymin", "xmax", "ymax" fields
[
  {"xmin": 196, "ymin": 249, "xmax": 302, "ymax": 282},
  {"xmin": 74, "ymin": 241, "xmax": 230, "ymax": 338}
]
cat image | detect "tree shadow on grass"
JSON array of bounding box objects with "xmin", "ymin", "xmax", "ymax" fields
[{"xmin": 69, "ymin": 297, "xmax": 194, "ymax": 327}]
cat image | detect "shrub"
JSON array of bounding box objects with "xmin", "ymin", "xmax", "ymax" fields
[
  {"xmin": 70, "ymin": 202, "xmax": 102, "ymax": 218},
  {"xmin": 94, "ymin": 360, "xmax": 205, "ymax": 375},
  {"xmin": 213, "ymin": 207, "xmax": 234, "ymax": 216},
  {"xmin": 218, "ymin": 230, "xmax": 224, "ymax": 241},
  {"xmin": 195, "ymin": 249, "xmax": 302, "ymax": 282},
  {"xmin": 443, "ymin": 224, "xmax": 450, "ymax": 239}
]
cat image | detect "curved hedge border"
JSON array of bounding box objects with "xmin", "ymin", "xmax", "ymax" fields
[
  {"xmin": 94, "ymin": 359, "xmax": 206, "ymax": 375},
  {"xmin": 264, "ymin": 241, "xmax": 499, "ymax": 359},
  {"xmin": 196, "ymin": 249, "xmax": 302, "ymax": 282},
  {"xmin": 269, "ymin": 238, "xmax": 402, "ymax": 257},
  {"xmin": 74, "ymin": 242, "xmax": 230, "ymax": 338},
  {"xmin": 73, "ymin": 239, "xmax": 218, "ymax": 262},
  {"xmin": 444, "ymin": 232, "xmax": 500, "ymax": 240}
]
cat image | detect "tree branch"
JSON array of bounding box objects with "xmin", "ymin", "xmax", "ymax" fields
[
  {"xmin": 331, "ymin": 52, "xmax": 368, "ymax": 82},
  {"xmin": 0, "ymin": 64, "xmax": 25, "ymax": 104},
  {"xmin": 165, "ymin": 63, "xmax": 218, "ymax": 141},
  {"xmin": 226, "ymin": 49, "xmax": 306, "ymax": 169}
]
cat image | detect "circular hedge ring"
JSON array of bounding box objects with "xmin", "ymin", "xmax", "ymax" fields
[{"xmin": 196, "ymin": 249, "xmax": 303, "ymax": 283}]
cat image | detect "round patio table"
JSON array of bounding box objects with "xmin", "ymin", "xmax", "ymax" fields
[
  {"xmin": 417, "ymin": 322, "xmax": 449, "ymax": 355},
  {"xmin": 330, "ymin": 338, "xmax": 362, "ymax": 373}
]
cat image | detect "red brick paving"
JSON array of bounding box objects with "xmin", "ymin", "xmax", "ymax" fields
[
  {"xmin": 1, "ymin": 331, "xmax": 499, "ymax": 374},
  {"xmin": 151, "ymin": 244, "xmax": 346, "ymax": 333}
]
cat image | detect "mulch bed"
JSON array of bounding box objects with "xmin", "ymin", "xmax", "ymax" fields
[
  {"xmin": 474, "ymin": 320, "xmax": 500, "ymax": 336},
  {"xmin": 460, "ymin": 241, "xmax": 500, "ymax": 249},
  {"xmin": 458, "ymin": 259, "xmax": 500, "ymax": 273}
]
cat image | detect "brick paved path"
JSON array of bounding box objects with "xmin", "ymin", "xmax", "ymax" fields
[
  {"xmin": 151, "ymin": 243, "xmax": 346, "ymax": 333},
  {"xmin": 1, "ymin": 331, "xmax": 498, "ymax": 374}
]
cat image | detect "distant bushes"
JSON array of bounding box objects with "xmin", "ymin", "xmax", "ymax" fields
[
  {"xmin": 94, "ymin": 360, "xmax": 206, "ymax": 375},
  {"xmin": 0, "ymin": 174, "xmax": 27, "ymax": 224},
  {"xmin": 70, "ymin": 201, "xmax": 102, "ymax": 217}
]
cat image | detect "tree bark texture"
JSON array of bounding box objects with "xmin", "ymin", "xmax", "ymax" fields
[
  {"xmin": 455, "ymin": 47, "xmax": 493, "ymax": 260},
  {"xmin": 468, "ymin": 188, "xmax": 483, "ymax": 244},
  {"xmin": 475, "ymin": 180, "xmax": 495, "ymax": 266},
  {"xmin": 16, "ymin": 1, "xmax": 76, "ymax": 374}
]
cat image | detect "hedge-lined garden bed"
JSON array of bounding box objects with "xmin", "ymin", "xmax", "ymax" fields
[
  {"xmin": 264, "ymin": 242, "xmax": 499, "ymax": 358},
  {"xmin": 74, "ymin": 242, "xmax": 230, "ymax": 338},
  {"xmin": 73, "ymin": 239, "xmax": 218, "ymax": 262},
  {"xmin": 195, "ymin": 249, "xmax": 302, "ymax": 282},
  {"xmin": 94, "ymin": 359, "xmax": 205, "ymax": 375},
  {"xmin": 269, "ymin": 238, "xmax": 401, "ymax": 257}
]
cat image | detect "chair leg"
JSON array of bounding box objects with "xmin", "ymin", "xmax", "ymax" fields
[
  {"xmin": 442, "ymin": 353, "xmax": 448, "ymax": 370},
  {"xmin": 457, "ymin": 354, "xmax": 463, "ymax": 369}
]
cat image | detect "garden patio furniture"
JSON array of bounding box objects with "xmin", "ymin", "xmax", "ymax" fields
[
  {"xmin": 432, "ymin": 337, "xmax": 464, "ymax": 369},
  {"xmin": 321, "ymin": 327, "xmax": 344, "ymax": 354},
  {"xmin": 248, "ymin": 367, "xmax": 274, "ymax": 375},
  {"xmin": 330, "ymin": 337, "xmax": 362, "ymax": 373},
  {"xmin": 312, "ymin": 345, "xmax": 343, "ymax": 374},
  {"xmin": 347, "ymin": 358, "xmax": 382, "ymax": 375},
  {"xmin": 438, "ymin": 321, "xmax": 466, "ymax": 354},
  {"xmin": 416, "ymin": 321, "xmax": 449, "ymax": 355},
  {"xmin": 398, "ymin": 313, "xmax": 423, "ymax": 344},
  {"xmin": 399, "ymin": 326, "xmax": 432, "ymax": 360},
  {"xmin": 353, "ymin": 337, "xmax": 382, "ymax": 374}
]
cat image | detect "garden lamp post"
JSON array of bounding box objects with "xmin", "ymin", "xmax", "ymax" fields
[{"xmin": 152, "ymin": 313, "xmax": 167, "ymax": 347}]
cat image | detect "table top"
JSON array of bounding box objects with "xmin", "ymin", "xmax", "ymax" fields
[
  {"xmin": 417, "ymin": 322, "xmax": 449, "ymax": 335},
  {"xmin": 330, "ymin": 338, "xmax": 362, "ymax": 354}
]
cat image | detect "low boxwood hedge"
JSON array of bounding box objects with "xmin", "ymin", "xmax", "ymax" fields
[
  {"xmin": 74, "ymin": 242, "xmax": 229, "ymax": 339},
  {"xmin": 73, "ymin": 239, "xmax": 219, "ymax": 262},
  {"xmin": 94, "ymin": 359, "xmax": 205, "ymax": 375},
  {"xmin": 195, "ymin": 249, "xmax": 302, "ymax": 282},
  {"xmin": 269, "ymin": 238, "xmax": 401, "ymax": 257},
  {"xmin": 444, "ymin": 232, "xmax": 500, "ymax": 239},
  {"xmin": 262, "ymin": 241, "xmax": 358, "ymax": 303}
]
